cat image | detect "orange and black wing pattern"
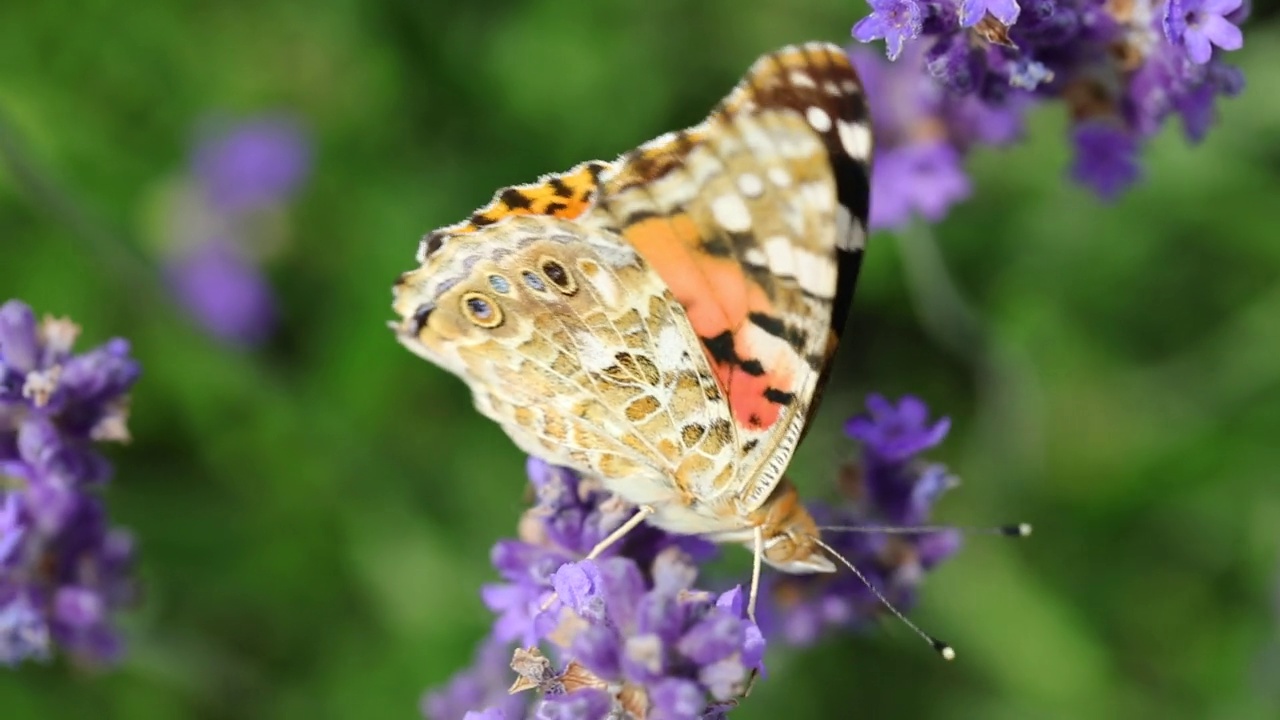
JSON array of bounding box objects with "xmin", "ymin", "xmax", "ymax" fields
[{"xmin": 587, "ymin": 42, "xmax": 873, "ymax": 508}]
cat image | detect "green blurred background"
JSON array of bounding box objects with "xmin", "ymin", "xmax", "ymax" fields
[{"xmin": 2, "ymin": 1, "xmax": 1279, "ymax": 718}]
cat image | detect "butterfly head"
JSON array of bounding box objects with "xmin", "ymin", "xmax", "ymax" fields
[{"xmin": 754, "ymin": 478, "xmax": 836, "ymax": 574}]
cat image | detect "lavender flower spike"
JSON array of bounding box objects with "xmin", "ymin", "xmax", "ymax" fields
[
  {"xmin": 192, "ymin": 115, "xmax": 311, "ymax": 215},
  {"xmin": 760, "ymin": 394, "xmax": 961, "ymax": 647},
  {"xmin": 160, "ymin": 114, "xmax": 312, "ymax": 347},
  {"xmin": 850, "ymin": 0, "xmax": 1246, "ymax": 211},
  {"xmin": 0, "ymin": 300, "xmax": 140, "ymax": 667}
]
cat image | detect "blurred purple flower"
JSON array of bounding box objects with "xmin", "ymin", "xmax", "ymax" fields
[
  {"xmin": 0, "ymin": 300, "xmax": 140, "ymax": 667},
  {"xmin": 158, "ymin": 114, "xmax": 311, "ymax": 347},
  {"xmin": 848, "ymin": 0, "xmax": 1247, "ymax": 224},
  {"xmin": 165, "ymin": 238, "xmax": 276, "ymax": 347},
  {"xmin": 870, "ymin": 142, "xmax": 972, "ymax": 229},
  {"xmin": 422, "ymin": 636, "xmax": 528, "ymax": 720},
  {"xmin": 759, "ymin": 395, "xmax": 960, "ymax": 646},
  {"xmin": 1070, "ymin": 121, "xmax": 1142, "ymax": 199},
  {"xmin": 849, "ymin": 45, "xmax": 1023, "ymax": 230},
  {"xmin": 462, "ymin": 710, "xmax": 510, "ymax": 720},
  {"xmin": 845, "ymin": 393, "xmax": 951, "ymax": 463},
  {"xmin": 192, "ymin": 116, "xmax": 311, "ymax": 214}
]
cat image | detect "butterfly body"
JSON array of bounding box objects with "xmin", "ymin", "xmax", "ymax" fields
[{"xmin": 393, "ymin": 42, "xmax": 872, "ymax": 576}]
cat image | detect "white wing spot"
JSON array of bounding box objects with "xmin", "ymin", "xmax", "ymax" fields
[
  {"xmin": 838, "ymin": 119, "xmax": 872, "ymax": 159},
  {"xmin": 736, "ymin": 173, "xmax": 765, "ymax": 198},
  {"xmin": 835, "ymin": 206, "xmax": 866, "ymax": 251},
  {"xmin": 823, "ymin": 80, "xmax": 841, "ymax": 96},
  {"xmin": 654, "ymin": 324, "xmax": 687, "ymax": 369},
  {"xmin": 767, "ymin": 167, "xmax": 792, "ymax": 187},
  {"xmin": 710, "ymin": 194, "xmax": 752, "ymax": 233},
  {"xmin": 789, "ymin": 71, "xmax": 817, "ymax": 88},
  {"xmin": 792, "ymin": 248, "xmax": 837, "ymax": 297},
  {"xmin": 743, "ymin": 247, "xmax": 768, "ymax": 267},
  {"xmin": 800, "ymin": 181, "xmax": 834, "ymax": 213},
  {"xmin": 764, "ymin": 236, "xmax": 795, "ymax": 276},
  {"xmin": 805, "ymin": 106, "xmax": 832, "ymax": 132}
]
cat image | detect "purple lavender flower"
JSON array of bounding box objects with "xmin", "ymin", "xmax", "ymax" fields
[
  {"xmin": 423, "ymin": 459, "xmax": 756, "ymax": 719},
  {"xmin": 165, "ymin": 238, "xmax": 277, "ymax": 347},
  {"xmin": 760, "ymin": 395, "xmax": 961, "ymax": 646},
  {"xmin": 0, "ymin": 300, "xmax": 140, "ymax": 667},
  {"xmin": 422, "ymin": 636, "xmax": 528, "ymax": 720},
  {"xmin": 1163, "ymin": 0, "xmax": 1245, "ymax": 65},
  {"xmin": 848, "ymin": 0, "xmax": 1247, "ymax": 216},
  {"xmin": 853, "ymin": 0, "xmax": 925, "ymax": 61},
  {"xmin": 525, "ymin": 555, "xmax": 763, "ymax": 719},
  {"xmin": 0, "ymin": 592, "xmax": 49, "ymax": 666},
  {"xmin": 0, "ymin": 495, "xmax": 23, "ymax": 564},
  {"xmin": 1070, "ymin": 121, "xmax": 1141, "ymax": 199},
  {"xmin": 462, "ymin": 710, "xmax": 509, "ymax": 720},
  {"xmin": 959, "ymin": 0, "xmax": 1021, "ymax": 27},
  {"xmin": 848, "ymin": 45, "xmax": 1023, "ymax": 230},
  {"xmin": 870, "ymin": 142, "xmax": 972, "ymax": 229},
  {"xmin": 480, "ymin": 459, "xmax": 716, "ymax": 649},
  {"xmin": 192, "ymin": 116, "xmax": 311, "ymax": 215},
  {"xmin": 845, "ymin": 394, "xmax": 951, "ymax": 463},
  {"xmin": 158, "ymin": 114, "xmax": 312, "ymax": 347},
  {"xmin": 558, "ymin": 557, "xmax": 763, "ymax": 695}
]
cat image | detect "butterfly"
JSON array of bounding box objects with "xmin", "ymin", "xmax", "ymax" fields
[{"xmin": 392, "ymin": 42, "xmax": 873, "ymax": 622}]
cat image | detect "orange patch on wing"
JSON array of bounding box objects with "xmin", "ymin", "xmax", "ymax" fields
[
  {"xmin": 457, "ymin": 162, "xmax": 606, "ymax": 233},
  {"xmin": 623, "ymin": 214, "xmax": 793, "ymax": 431}
]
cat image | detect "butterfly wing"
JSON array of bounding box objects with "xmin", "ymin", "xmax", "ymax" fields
[
  {"xmin": 392, "ymin": 42, "xmax": 872, "ymax": 527},
  {"xmin": 585, "ymin": 42, "xmax": 873, "ymax": 511},
  {"xmin": 395, "ymin": 202, "xmax": 741, "ymax": 520}
]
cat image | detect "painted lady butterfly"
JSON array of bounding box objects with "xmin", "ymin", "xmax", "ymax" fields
[{"xmin": 392, "ymin": 43, "xmax": 873, "ymax": 620}]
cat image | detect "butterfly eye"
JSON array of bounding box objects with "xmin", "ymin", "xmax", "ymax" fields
[
  {"xmin": 539, "ymin": 257, "xmax": 577, "ymax": 296},
  {"xmin": 522, "ymin": 271, "xmax": 546, "ymax": 292},
  {"xmin": 461, "ymin": 292, "xmax": 503, "ymax": 328},
  {"xmin": 488, "ymin": 274, "xmax": 512, "ymax": 293}
]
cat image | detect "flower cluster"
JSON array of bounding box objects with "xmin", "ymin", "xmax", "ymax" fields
[
  {"xmin": 0, "ymin": 300, "xmax": 141, "ymax": 666},
  {"xmin": 425, "ymin": 459, "xmax": 750, "ymax": 720},
  {"xmin": 850, "ymin": 0, "xmax": 1248, "ymax": 228},
  {"xmin": 157, "ymin": 115, "xmax": 311, "ymax": 347},
  {"xmin": 424, "ymin": 395, "xmax": 963, "ymax": 719},
  {"xmin": 757, "ymin": 395, "xmax": 961, "ymax": 645}
]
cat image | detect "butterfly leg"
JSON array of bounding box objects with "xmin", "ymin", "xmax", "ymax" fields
[
  {"xmin": 585, "ymin": 504, "xmax": 655, "ymax": 562},
  {"xmin": 740, "ymin": 525, "xmax": 766, "ymax": 698},
  {"xmin": 539, "ymin": 504, "xmax": 655, "ymax": 611},
  {"xmin": 748, "ymin": 525, "xmax": 763, "ymax": 624}
]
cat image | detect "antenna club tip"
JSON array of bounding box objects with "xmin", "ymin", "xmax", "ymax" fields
[
  {"xmin": 1017, "ymin": 523, "xmax": 1033, "ymax": 537},
  {"xmin": 932, "ymin": 639, "xmax": 956, "ymax": 661},
  {"xmin": 1002, "ymin": 523, "xmax": 1033, "ymax": 537}
]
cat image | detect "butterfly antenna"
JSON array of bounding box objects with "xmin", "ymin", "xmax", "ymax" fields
[
  {"xmin": 810, "ymin": 534, "xmax": 956, "ymax": 661},
  {"xmin": 817, "ymin": 522, "xmax": 1032, "ymax": 538}
]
